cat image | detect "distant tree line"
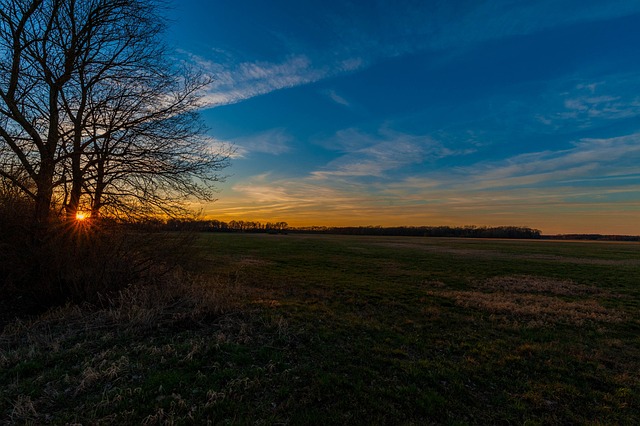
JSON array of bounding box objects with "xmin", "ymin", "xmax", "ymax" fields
[
  {"xmin": 114, "ymin": 220, "xmax": 640, "ymax": 241},
  {"xmin": 543, "ymin": 234, "xmax": 640, "ymax": 242},
  {"xmin": 291, "ymin": 225, "xmax": 542, "ymax": 239},
  {"xmin": 158, "ymin": 220, "xmax": 543, "ymax": 239},
  {"xmin": 165, "ymin": 219, "xmax": 289, "ymax": 233}
]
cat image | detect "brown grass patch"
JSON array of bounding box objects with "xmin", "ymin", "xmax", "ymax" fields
[
  {"xmin": 420, "ymin": 280, "xmax": 447, "ymax": 288},
  {"xmin": 237, "ymin": 256, "xmax": 272, "ymax": 267},
  {"xmin": 432, "ymin": 291, "xmax": 626, "ymax": 326},
  {"xmin": 476, "ymin": 275, "xmax": 602, "ymax": 296},
  {"xmin": 0, "ymin": 268, "xmax": 279, "ymax": 424},
  {"xmin": 372, "ymin": 240, "xmax": 640, "ymax": 265},
  {"xmin": 374, "ymin": 241, "xmax": 494, "ymax": 257},
  {"xmin": 427, "ymin": 275, "xmax": 625, "ymax": 327},
  {"xmin": 516, "ymin": 254, "xmax": 640, "ymax": 266},
  {"xmin": 0, "ymin": 268, "xmax": 267, "ymax": 356}
]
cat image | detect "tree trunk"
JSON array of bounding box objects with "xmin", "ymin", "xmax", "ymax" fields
[
  {"xmin": 33, "ymin": 158, "xmax": 55, "ymax": 236},
  {"xmin": 65, "ymin": 150, "xmax": 83, "ymax": 221},
  {"xmin": 90, "ymin": 156, "xmax": 106, "ymax": 219}
]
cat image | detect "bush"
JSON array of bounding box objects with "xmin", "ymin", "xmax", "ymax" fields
[
  {"xmin": 0, "ymin": 198, "xmax": 200, "ymax": 310},
  {"xmin": 0, "ymin": 184, "xmax": 34, "ymax": 298}
]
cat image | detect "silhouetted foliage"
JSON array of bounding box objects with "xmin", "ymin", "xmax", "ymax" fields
[
  {"xmin": 0, "ymin": 0, "xmax": 230, "ymax": 228},
  {"xmin": 165, "ymin": 219, "xmax": 289, "ymax": 233},
  {"xmin": 0, "ymin": 206, "xmax": 201, "ymax": 309},
  {"xmin": 0, "ymin": 0, "xmax": 226, "ymax": 307}
]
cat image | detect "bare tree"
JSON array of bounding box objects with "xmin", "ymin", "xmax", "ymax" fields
[
  {"xmin": 78, "ymin": 68, "xmax": 231, "ymax": 220},
  {"xmin": 0, "ymin": 0, "xmax": 228, "ymax": 229}
]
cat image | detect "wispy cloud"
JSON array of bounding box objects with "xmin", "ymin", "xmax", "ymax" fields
[
  {"xmin": 192, "ymin": 54, "xmax": 329, "ymax": 107},
  {"xmin": 442, "ymin": 133, "xmax": 640, "ymax": 191},
  {"xmin": 185, "ymin": 1, "xmax": 640, "ymax": 108},
  {"xmin": 231, "ymin": 128, "xmax": 292, "ymax": 157},
  {"xmin": 322, "ymin": 89, "xmax": 350, "ymax": 107},
  {"xmin": 425, "ymin": 0, "xmax": 640, "ymax": 51},
  {"xmin": 560, "ymin": 94, "xmax": 640, "ymax": 122},
  {"xmin": 403, "ymin": 72, "xmax": 640, "ymax": 152},
  {"xmin": 323, "ymin": 1, "xmax": 640, "ymax": 75},
  {"xmin": 537, "ymin": 76, "xmax": 640, "ymax": 128},
  {"xmin": 179, "ymin": 45, "xmax": 368, "ymax": 108},
  {"xmin": 311, "ymin": 128, "xmax": 467, "ymax": 179},
  {"xmin": 197, "ymin": 135, "xmax": 239, "ymax": 159}
]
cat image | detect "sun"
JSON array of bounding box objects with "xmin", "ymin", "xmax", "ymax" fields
[{"xmin": 75, "ymin": 212, "xmax": 88, "ymax": 221}]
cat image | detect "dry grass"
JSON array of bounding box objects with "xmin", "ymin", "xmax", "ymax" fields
[
  {"xmin": 236, "ymin": 255, "xmax": 273, "ymax": 267},
  {"xmin": 433, "ymin": 290, "xmax": 626, "ymax": 326},
  {"xmin": 427, "ymin": 275, "xmax": 626, "ymax": 327},
  {"xmin": 372, "ymin": 240, "xmax": 640, "ymax": 265},
  {"xmin": 2, "ymin": 270, "xmax": 245, "ymax": 341},
  {"xmin": 476, "ymin": 275, "xmax": 603, "ymax": 296},
  {"xmin": 0, "ymin": 266, "xmax": 282, "ymax": 425},
  {"xmin": 1, "ymin": 268, "xmax": 253, "ymax": 354},
  {"xmin": 518, "ymin": 253, "xmax": 640, "ymax": 266}
]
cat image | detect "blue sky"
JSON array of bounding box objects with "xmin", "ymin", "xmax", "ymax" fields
[{"xmin": 167, "ymin": 0, "xmax": 640, "ymax": 234}]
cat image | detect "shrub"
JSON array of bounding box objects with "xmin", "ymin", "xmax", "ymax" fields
[{"xmin": 0, "ymin": 197, "xmax": 200, "ymax": 310}]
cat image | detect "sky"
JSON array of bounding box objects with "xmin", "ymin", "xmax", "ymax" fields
[{"xmin": 167, "ymin": 0, "xmax": 640, "ymax": 234}]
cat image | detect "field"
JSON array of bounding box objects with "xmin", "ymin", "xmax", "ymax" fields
[{"xmin": 2, "ymin": 233, "xmax": 639, "ymax": 424}]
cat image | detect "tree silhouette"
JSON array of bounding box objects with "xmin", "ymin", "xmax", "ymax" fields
[{"xmin": 0, "ymin": 0, "xmax": 229, "ymax": 229}]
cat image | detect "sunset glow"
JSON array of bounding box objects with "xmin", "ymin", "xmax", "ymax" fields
[
  {"xmin": 171, "ymin": 1, "xmax": 640, "ymax": 235},
  {"xmin": 75, "ymin": 212, "xmax": 88, "ymax": 221}
]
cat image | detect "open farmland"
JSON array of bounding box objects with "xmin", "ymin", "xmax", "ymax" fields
[{"xmin": 2, "ymin": 234, "xmax": 639, "ymax": 424}]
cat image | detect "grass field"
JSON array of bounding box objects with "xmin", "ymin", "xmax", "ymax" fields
[{"xmin": 2, "ymin": 233, "xmax": 639, "ymax": 424}]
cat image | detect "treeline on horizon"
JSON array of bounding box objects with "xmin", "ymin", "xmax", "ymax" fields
[
  {"xmin": 158, "ymin": 219, "xmax": 640, "ymax": 240},
  {"xmin": 543, "ymin": 234, "xmax": 640, "ymax": 242},
  {"xmin": 163, "ymin": 219, "xmax": 543, "ymax": 239}
]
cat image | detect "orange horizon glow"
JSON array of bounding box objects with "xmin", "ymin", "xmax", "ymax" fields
[{"xmin": 198, "ymin": 181, "xmax": 640, "ymax": 236}]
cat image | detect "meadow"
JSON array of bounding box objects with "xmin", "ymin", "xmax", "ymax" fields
[{"xmin": 1, "ymin": 233, "xmax": 639, "ymax": 424}]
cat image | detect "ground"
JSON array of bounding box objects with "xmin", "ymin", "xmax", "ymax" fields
[{"xmin": 1, "ymin": 234, "xmax": 639, "ymax": 424}]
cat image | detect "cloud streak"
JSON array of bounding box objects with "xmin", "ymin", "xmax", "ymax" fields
[
  {"xmin": 191, "ymin": 54, "xmax": 330, "ymax": 107},
  {"xmin": 436, "ymin": 133, "xmax": 640, "ymax": 193},
  {"xmin": 231, "ymin": 128, "xmax": 293, "ymax": 157},
  {"xmin": 310, "ymin": 128, "xmax": 466, "ymax": 179},
  {"xmin": 323, "ymin": 89, "xmax": 350, "ymax": 107},
  {"xmin": 186, "ymin": 1, "xmax": 640, "ymax": 108},
  {"xmin": 540, "ymin": 75, "xmax": 640, "ymax": 128}
]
